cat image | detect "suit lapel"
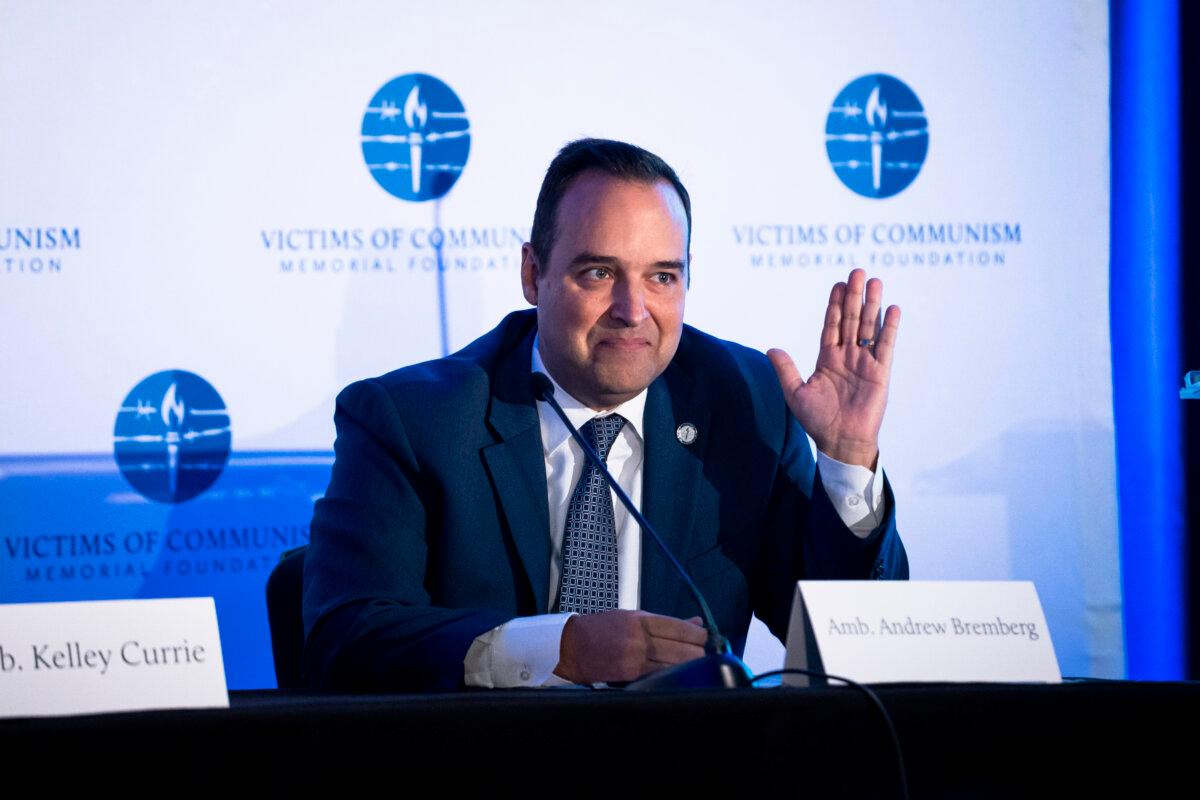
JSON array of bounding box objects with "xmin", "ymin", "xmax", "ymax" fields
[
  {"xmin": 480, "ymin": 329, "xmax": 553, "ymax": 614},
  {"xmin": 640, "ymin": 356, "xmax": 712, "ymax": 616}
]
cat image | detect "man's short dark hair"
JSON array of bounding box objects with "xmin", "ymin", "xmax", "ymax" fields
[{"xmin": 529, "ymin": 138, "xmax": 692, "ymax": 268}]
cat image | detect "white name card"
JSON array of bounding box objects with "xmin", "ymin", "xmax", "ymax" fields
[
  {"xmin": 0, "ymin": 597, "xmax": 228, "ymax": 718},
  {"xmin": 783, "ymin": 581, "xmax": 1061, "ymax": 686}
]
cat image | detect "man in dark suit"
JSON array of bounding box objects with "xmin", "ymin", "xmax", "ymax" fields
[{"xmin": 303, "ymin": 139, "xmax": 907, "ymax": 691}]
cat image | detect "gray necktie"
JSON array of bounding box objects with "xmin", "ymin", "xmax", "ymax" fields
[{"xmin": 557, "ymin": 414, "xmax": 626, "ymax": 614}]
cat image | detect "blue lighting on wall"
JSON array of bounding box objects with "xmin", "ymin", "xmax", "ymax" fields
[{"xmin": 1111, "ymin": 0, "xmax": 1183, "ymax": 679}]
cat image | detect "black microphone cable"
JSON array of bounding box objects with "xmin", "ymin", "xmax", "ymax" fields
[{"xmin": 751, "ymin": 668, "xmax": 910, "ymax": 800}]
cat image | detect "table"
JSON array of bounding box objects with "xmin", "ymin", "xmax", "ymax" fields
[{"xmin": 3, "ymin": 681, "xmax": 1195, "ymax": 797}]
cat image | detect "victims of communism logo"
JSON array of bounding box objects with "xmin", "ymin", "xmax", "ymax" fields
[
  {"xmin": 113, "ymin": 370, "xmax": 231, "ymax": 503},
  {"xmin": 825, "ymin": 74, "xmax": 929, "ymax": 199},
  {"xmin": 361, "ymin": 73, "xmax": 471, "ymax": 202}
]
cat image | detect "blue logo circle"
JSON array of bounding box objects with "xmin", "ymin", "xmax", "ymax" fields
[
  {"xmin": 113, "ymin": 370, "xmax": 231, "ymax": 503},
  {"xmin": 361, "ymin": 73, "xmax": 471, "ymax": 202},
  {"xmin": 825, "ymin": 74, "xmax": 929, "ymax": 199}
]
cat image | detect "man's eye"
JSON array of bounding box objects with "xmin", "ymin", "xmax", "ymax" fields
[
  {"xmin": 587, "ymin": 267, "xmax": 611, "ymax": 280},
  {"xmin": 653, "ymin": 272, "xmax": 677, "ymax": 285}
]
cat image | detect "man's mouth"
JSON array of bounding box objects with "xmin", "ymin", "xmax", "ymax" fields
[{"xmin": 595, "ymin": 337, "xmax": 652, "ymax": 352}]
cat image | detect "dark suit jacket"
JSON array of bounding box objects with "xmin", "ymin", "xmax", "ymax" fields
[{"xmin": 302, "ymin": 309, "xmax": 908, "ymax": 691}]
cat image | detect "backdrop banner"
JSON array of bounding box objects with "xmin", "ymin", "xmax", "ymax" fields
[{"xmin": 0, "ymin": 0, "xmax": 1116, "ymax": 687}]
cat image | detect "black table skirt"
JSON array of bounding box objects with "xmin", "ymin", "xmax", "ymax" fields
[{"xmin": 4, "ymin": 681, "xmax": 1195, "ymax": 797}]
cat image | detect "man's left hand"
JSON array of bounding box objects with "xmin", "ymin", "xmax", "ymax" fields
[{"xmin": 767, "ymin": 268, "xmax": 900, "ymax": 470}]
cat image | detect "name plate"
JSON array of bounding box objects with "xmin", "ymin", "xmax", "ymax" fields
[
  {"xmin": 783, "ymin": 581, "xmax": 1061, "ymax": 686},
  {"xmin": 0, "ymin": 598, "xmax": 228, "ymax": 718}
]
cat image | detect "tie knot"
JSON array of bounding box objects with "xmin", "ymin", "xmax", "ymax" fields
[{"xmin": 582, "ymin": 414, "xmax": 626, "ymax": 462}]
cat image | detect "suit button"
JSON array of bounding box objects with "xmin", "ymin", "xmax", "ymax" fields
[{"xmin": 872, "ymin": 562, "xmax": 884, "ymax": 579}]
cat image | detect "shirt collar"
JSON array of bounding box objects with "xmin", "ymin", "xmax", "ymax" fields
[{"xmin": 531, "ymin": 334, "xmax": 647, "ymax": 457}]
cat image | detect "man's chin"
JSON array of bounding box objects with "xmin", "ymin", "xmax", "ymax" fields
[{"xmin": 588, "ymin": 369, "xmax": 662, "ymax": 406}]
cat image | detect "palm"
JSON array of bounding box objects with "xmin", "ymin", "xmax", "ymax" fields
[{"xmin": 768, "ymin": 270, "xmax": 900, "ymax": 469}]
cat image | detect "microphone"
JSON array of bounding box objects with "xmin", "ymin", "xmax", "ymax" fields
[{"xmin": 529, "ymin": 372, "xmax": 753, "ymax": 690}]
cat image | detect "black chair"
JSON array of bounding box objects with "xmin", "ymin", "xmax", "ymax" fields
[{"xmin": 266, "ymin": 545, "xmax": 307, "ymax": 689}]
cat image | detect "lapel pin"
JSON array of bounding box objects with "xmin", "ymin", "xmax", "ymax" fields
[{"xmin": 676, "ymin": 422, "xmax": 698, "ymax": 446}]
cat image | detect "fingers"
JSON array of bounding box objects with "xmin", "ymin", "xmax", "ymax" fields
[
  {"xmin": 839, "ymin": 269, "xmax": 866, "ymax": 346},
  {"xmin": 646, "ymin": 636, "xmax": 706, "ymax": 665},
  {"xmin": 832, "ymin": 270, "xmax": 893, "ymax": 354},
  {"xmin": 641, "ymin": 612, "xmax": 708, "ymax": 646},
  {"xmin": 858, "ymin": 277, "xmax": 883, "ymax": 345},
  {"xmin": 766, "ymin": 348, "xmax": 805, "ymax": 396},
  {"xmin": 823, "ymin": 281, "xmax": 845, "ymax": 347},
  {"xmin": 642, "ymin": 613, "xmax": 706, "ymax": 666},
  {"xmin": 874, "ymin": 305, "xmax": 901, "ymax": 367}
]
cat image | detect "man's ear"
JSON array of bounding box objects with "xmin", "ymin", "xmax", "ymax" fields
[{"xmin": 520, "ymin": 242, "xmax": 540, "ymax": 305}]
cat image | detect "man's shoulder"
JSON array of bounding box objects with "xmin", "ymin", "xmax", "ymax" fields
[
  {"xmin": 337, "ymin": 309, "xmax": 536, "ymax": 415},
  {"xmin": 676, "ymin": 322, "xmax": 777, "ymax": 387}
]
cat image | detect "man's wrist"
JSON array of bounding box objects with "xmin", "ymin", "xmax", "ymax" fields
[
  {"xmin": 553, "ymin": 614, "xmax": 582, "ymax": 684},
  {"xmin": 464, "ymin": 613, "xmax": 577, "ymax": 688},
  {"xmin": 816, "ymin": 451, "xmax": 886, "ymax": 536},
  {"xmin": 815, "ymin": 441, "xmax": 878, "ymax": 471}
]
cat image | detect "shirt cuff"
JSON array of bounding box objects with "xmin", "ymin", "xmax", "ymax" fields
[
  {"xmin": 464, "ymin": 613, "xmax": 578, "ymax": 688},
  {"xmin": 816, "ymin": 451, "xmax": 887, "ymax": 538}
]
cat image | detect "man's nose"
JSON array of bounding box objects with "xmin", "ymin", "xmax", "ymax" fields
[{"xmin": 609, "ymin": 279, "xmax": 648, "ymax": 326}]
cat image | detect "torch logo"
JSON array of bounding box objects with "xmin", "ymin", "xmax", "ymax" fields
[
  {"xmin": 825, "ymin": 74, "xmax": 928, "ymax": 199},
  {"xmin": 113, "ymin": 370, "xmax": 231, "ymax": 503},
  {"xmin": 361, "ymin": 73, "xmax": 471, "ymax": 202}
]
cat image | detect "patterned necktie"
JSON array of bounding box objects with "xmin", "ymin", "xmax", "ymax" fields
[{"xmin": 557, "ymin": 414, "xmax": 626, "ymax": 614}]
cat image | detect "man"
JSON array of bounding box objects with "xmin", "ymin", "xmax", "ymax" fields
[{"xmin": 302, "ymin": 139, "xmax": 907, "ymax": 691}]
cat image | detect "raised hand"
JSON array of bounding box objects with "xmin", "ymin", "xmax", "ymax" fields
[{"xmin": 767, "ymin": 268, "xmax": 900, "ymax": 470}]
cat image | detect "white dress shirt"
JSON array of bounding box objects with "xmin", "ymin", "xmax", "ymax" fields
[{"xmin": 463, "ymin": 339, "xmax": 886, "ymax": 688}]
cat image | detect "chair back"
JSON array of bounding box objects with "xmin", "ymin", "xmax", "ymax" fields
[{"xmin": 266, "ymin": 545, "xmax": 307, "ymax": 689}]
